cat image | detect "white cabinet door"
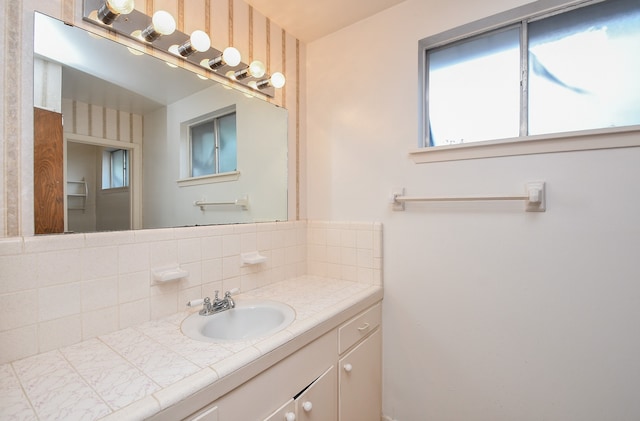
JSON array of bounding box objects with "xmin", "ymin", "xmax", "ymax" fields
[
  {"xmin": 297, "ymin": 365, "xmax": 337, "ymax": 421},
  {"xmin": 264, "ymin": 399, "xmax": 295, "ymax": 421},
  {"xmin": 339, "ymin": 329, "xmax": 382, "ymax": 421}
]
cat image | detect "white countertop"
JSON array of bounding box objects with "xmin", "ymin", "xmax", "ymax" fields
[{"xmin": 1, "ymin": 276, "xmax": 383, "ymax": 421}]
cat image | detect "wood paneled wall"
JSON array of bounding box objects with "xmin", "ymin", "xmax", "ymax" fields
[{"xmin": 1, "ymin": 0, "xmax": 304, "ymax": 237}]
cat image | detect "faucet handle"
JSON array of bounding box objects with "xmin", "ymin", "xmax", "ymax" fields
[
  {"xmin": 225, "ymin": 288, "xmax": 240, "ymax": 296},
  {"xmin": 186, "ymin": 298, "xmax": 204, "ymax": 307}
]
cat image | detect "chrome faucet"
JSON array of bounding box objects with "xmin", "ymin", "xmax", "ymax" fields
[{"xmin": 199, "ymin": 290, "xmax": 235, "ymax": 316}]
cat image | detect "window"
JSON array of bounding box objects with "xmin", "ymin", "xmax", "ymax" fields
[
  {"xmin": 189, "ymin": 112, "xmax": 237, "ymax": 177},
  {"xmin": 421, "ymin": 0, "xmax": 640, "ymax": 148},
  {"xmin": 102, "ymin": 148, "xmax": 129, "ymax": 189}
]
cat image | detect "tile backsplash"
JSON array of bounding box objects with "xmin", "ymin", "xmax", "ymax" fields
[{"xmin": 0, "ymin": 221, "xmax": 382, "ymax": 364}]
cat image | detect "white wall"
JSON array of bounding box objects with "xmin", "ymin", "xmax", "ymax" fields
[
  {"xmin": 306, "ymin": 0, "xmax": 640, "ymax": 420},
  {"xmin": 66, "ymin": 142, "xmax": 97, "ymax": 232}
]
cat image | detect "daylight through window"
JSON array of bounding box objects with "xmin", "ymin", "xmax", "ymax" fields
[{"xmin": 422, "ymin": 0, "xmax": 640, "ymax": 148}]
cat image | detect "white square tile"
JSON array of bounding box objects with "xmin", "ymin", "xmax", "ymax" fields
[
  {"xmin": 0, "ymin": 253, "xmax": 38, "ymax": 294},
  {"xmin": 201, "ymin": 236, "xmax": 222, "ymax": 259},
  {"xmin": 222, "ymin": 255, "xmax": 240, "ymax": 279},
  {"xmin": 119, "ymin": 299, "xmax": 150, "ymax": 329},
  {"xmin": 38, "ymin": 315, "xmax": 82, "ymax": 353},
  {"xmin": 240, "ymin": 232, "xmax": 257, "ymax": 253},
  {"xmin": 0, "ymin": 290, "xmax": 38, "ymax": 331},
  {"xmin": 81, "ymin": 246, "xmax": 118, "ymax": 280},
  {"xmin": 0, "ymin": 326, "xmax": 38, "ymax": 364},
  {"xmin": 256, "ymin": 230, "xmax": 272, "ymax": 250},
  {"xmin": 340, "ymin": 229, "xmax": 357, "ymax": 248},
  {"xmin": 272, "ymin": 230, "xmax": 285, "ymax": 249},
  {"xmin": 341, "ymin": 247, "xmax": 357, "ymax": 266},
  {"xmin": 118, "ymin": 243, "xmax": 150, "ymax": 274},
  {"xmin": 150, "ymin": 241, "xmax": 178, "ymax": 268},
  {"xmin": 222, "ymin": 234, "xmax": 240, "ymax": 257},
  {"xmin": 37, "ymin": 249, "xmax": 82, "ymax": 287},
  {"xmin": 38, "ymin": 283, "xmax": 81, "ymax": 322},
  {"xmin": 150, "ymin": 292, "xmax": 178, "ymax": 320},
  {"xmin": 118, "ymin": 271, "xmax": 150, "ymax": 303},
  {"xmin": 81, "ymin": 277, "xmax": 118, "ymax": 311},
  {"xmin": 178, "ymin": 238, "xmax": 202, "ymax": 264},
  {"xmin": 82, "ymin": 307, "xmax": 119, "ymax": 340},
  {"xmin": 202, "ymin": 259, "xmax": 223, "ymax": 283}
]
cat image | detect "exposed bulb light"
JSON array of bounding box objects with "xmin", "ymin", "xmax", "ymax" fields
[
  {"xmin": 249, "ymin": 60, "xmax": 266, "ymax": 78},
  {"xmin": 234, "ymin": 60, "xmax": 266, "ymax": 80},
  {"xmin": 205, "ymin": 46, "xmax": 242, "ymax": 70},
  {"xmin": 141, "ymin": 10, "xmax": 176, "ymax": 42},
  {"xmin": 177, "ymin": 30, "xmax": 211, "ymax": 57},
  {"xmin": 256, "ymin": 72, "xmax": 286, "ymax": 90},
  {"xmin": 270, "ymin": 72, "xmax": 286, "ymax": 88},
  {"xmin": 97, "ymin": 0, "xmax": 135, "ymax": 25}
]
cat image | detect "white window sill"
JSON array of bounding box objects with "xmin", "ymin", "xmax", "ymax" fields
[
  {"xmin": 409, "ymin": 125, "xmax": 640, "ymax": 164},
  {"xmin": 177, "ymin": 171, "xmax": 240, "ymax": 187},
  {"xmin": 100, "ymin": 187, "xmax": 129, "ymax": 194}
]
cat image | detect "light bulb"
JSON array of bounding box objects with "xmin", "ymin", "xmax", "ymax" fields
[
  {"xmin": 141, "ymin": 10, "xmax": 175, "ymax": 42},
  {"xmin": 97, "ymin": 0, "xmax": 135, "ymax": 25},
  {"xmin": 107, "ymin": 0, "xmax": 135, "ymax": 14},
  {"xmin": 270, "ymin": 72, "xmax": 286, "ymax": 88},
  {"xmin": 222, "ymin": 47, "xmax": 242, "ymax": 67},
  {"xmin": 152, "ymin": 11, "xmax": 176, "ymax": 35},
  {"xmin": 177, "ymin": 30, "xmax": 211, "ymax": 57},
  {"xmin": 249, "ymin": 60, "xmax": 266, "ymax": 78},
  {"xmin": 190, "ymin": 30, "xmax": 211, "ymax": 52}
]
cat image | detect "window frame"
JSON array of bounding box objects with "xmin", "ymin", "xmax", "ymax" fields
[
  {"xmin": 188, "ymin": 110, "xmax": 237, "ymax": 177},
  {"xmin": 415, "ymin": 0, "xmax": 640, "ymax": 163},
  {"xmin": 178, "ymin": 105, "xmax": 240, "ymax": 186},
  {"xmin": 101, "ymin": 148, "xmax": 129, "ymax": 190}
]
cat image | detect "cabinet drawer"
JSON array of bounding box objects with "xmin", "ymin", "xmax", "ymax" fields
[{"xmin": 338, "ymin": 303, "xmax": 381, "ymax": 354}]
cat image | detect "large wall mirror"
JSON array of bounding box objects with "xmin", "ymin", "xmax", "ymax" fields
[{"xmin": 33, "ymin": 12, "xmax": 288, "ymax": 234}]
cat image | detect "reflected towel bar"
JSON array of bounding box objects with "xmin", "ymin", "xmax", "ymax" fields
[
  {"xmin": 390, "ymin": 181, "xmax": 545, "ymax": 212},
  {"xmin": 194, "ymin": 195, "xmax": 249, "ymax": 210}
]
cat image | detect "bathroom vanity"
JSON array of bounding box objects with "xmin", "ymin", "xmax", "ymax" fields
[
  {"xmin": 166, "ymin": 300, "xmax": 382, "ymax": 421},
  {"xmin": 4, "ymin": 277, "xmax": 383, "ymax": 421}
]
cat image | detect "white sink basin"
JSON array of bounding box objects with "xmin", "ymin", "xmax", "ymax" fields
[{"xmin": 181, "ymin": 300, "xmax": 296, "ymax": 342}]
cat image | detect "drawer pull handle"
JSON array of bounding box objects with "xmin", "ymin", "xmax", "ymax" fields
[
  {"xmin": 357, "ymin": 323, "xmax": 370, "ymax": 331},
  {"xmin": 302, "ymin": 401, "xmax": 313, "ymax": 412},
  {"xmin": 285, "ymin": 412, "xmax": 296, "ymax": 421},
  {"xmin": 344, "ymin": 363, "xmax": 353, "ymax": 372}
]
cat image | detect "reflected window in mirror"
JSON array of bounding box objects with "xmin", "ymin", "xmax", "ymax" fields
[
  {"xmin": 190, "ymin": 111, "xmax": 237, "ymax": 177},
  {"xmin": 102, "ymin": 148, "xmax": 129, "ymax": 189}
]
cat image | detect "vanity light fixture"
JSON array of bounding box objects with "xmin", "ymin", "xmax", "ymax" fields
[
  {"xmin": 176, "ymin": 30, "xmax": 211, "ymax": 57},
  {"xmin": 204, "ymin": 47, "xmax": 242, "ymax": 70},
  {"xmin": 140, "ymin": 10, "xmax": 176, "ymax": 42},
  {"xmin": 83, "ymin": 0, "xmax": 284, "ymax": 96}
]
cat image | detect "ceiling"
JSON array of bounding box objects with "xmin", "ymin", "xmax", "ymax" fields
[{"xmin": 244, "ymin": 0, "xmax": 407, "ymax": 43}]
